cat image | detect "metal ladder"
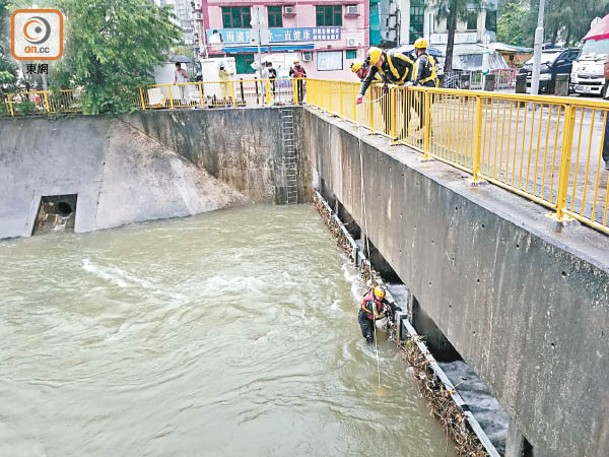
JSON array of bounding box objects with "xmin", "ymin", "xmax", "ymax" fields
[{"xmin": 281, "ymin": 108, "xmax": 298, "ymax": 204}]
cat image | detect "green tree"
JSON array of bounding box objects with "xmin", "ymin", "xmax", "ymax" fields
[
  {"xmin": 0, "ymin": 2, "xmax": 18, "ymax": 115},
  {"xmin": 544, "ymin": 0, "xmax": 609, "ymax": 45},
  {"xmin": 497, "ymin": 0, "xmax": 533, "ymax": 46},
  {"xmin": 51, "ymin": 0, "xmax": 180, "ymax": 114},
  {"xmin": 432, "ymin": 0, "xmax": 483, "ymax": 72}
]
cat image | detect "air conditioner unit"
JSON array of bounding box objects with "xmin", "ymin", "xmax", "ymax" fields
[
  {"xmin": 346, "ymin": 38, "xmax": 358, "ymax": 47},
  {"xmin": 302, "ymin": 52, "xmax": 313, "ymax": 62},
  {"xmin": 346, "ymin": 5, "xmax": 358, "ymax": 14},
  {"xmin": 283, "ymin": 5, "xmax": 295, "ymax": 14}
]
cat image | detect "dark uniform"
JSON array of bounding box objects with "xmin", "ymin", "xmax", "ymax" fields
[
  {"xmin": 358, "ymin": 288, "xmax": 390, "ymax": 344},
  {"xmin": 411, "ymin": 52, "xmax": 440, "ymax": 129},
  {"xmin": 359, "ymin": 49, "xmax": 417, "ymax": 138}
]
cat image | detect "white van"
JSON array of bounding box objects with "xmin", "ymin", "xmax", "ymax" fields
[{"xmin": 571, "ymin": 16, "xmax": 609, "ymax": 97}]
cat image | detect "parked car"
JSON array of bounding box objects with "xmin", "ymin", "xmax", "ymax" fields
[
  {"xmin": 518, "ymin": 48, "xmax": 580, "ymax": 94},
  {"xmin": 571, "ymin": 14, "xmax": 609, "ymax": 97}
]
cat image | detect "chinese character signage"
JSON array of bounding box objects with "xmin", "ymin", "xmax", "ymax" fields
[{"xmin": 207, "ymin": 27, "xmax": 341, "ymax": 45}]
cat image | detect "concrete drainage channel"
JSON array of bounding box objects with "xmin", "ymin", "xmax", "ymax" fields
[{"xmin": 314, "ymin": 190, "xmax": 502, "ymax": 457}]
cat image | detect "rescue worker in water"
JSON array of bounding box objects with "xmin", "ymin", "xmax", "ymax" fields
[{"xmin": 358, "ymin": 285, "xmax": 398, "ymax": 344}]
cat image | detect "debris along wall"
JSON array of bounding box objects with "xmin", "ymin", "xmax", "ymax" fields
[
  {"xmin": 302, "ymin": 108, "xmax": 609, "ymax": 457},
  {"xmin": 122, "ymin": 107, "xmax": 312, "ymax": 205},
  {"xmin": 0, "ymin": 116, "xmax": 248, "ymax": 239}
]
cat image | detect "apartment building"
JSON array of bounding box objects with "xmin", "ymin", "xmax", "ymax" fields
[
  {"xmin": 196, "ymin": 0, "xmax": 369, "ymax": 79},
  {"xmin": 155, "ymin": 0, "xmax": 196, "ymax": 46}
]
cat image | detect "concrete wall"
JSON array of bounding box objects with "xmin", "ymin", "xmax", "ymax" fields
[
  {"xmin": 122, "ymin": 107, "xmax": 312, "ymax": 205},
  {"xmin": 303, "ymin": 109, "xmax": 609, "ymax": 457},
  {"xmin": 0, "ymin": 116, "xmax": 248, "ymax": 239}
]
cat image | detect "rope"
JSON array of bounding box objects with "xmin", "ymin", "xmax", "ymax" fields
[{"xmin": 357, "ymin": 101, "xmax": 382, "ymax": 390}]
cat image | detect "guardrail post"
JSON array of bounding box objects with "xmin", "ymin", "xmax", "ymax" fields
[
  {"xmin": 351, "ymin": 83, "xmax": 357, "ymax": 121},
  {"xmin": 139, "ymin": 87, "xmax": 146, "ymax": 110},
  {"xmin": 168, "ymin": 86, "xmax": 174, "ymax": 109},
  {"xmin": 390, "ymin": 87, "xmax": 397, "ymax": 141},
  {"xmin": 470, "ymin": 95, "xmax": 485, "ymax": 184},
  {"xmin": 42, "ymin": 92, "xmax": 51, "ymax": 113},
  {"xmin": 265, "ymin": 79, "xmax": 271, "ymax": 105},
  {"xmin": 197, "ymin": 82, "xmax": 204, "ymax": 106},
  {"xmin": 339, "ymin": 82, "xmax": 344, "ymax": 117},
  {"xmin": 421, "ymin": 90, "xmax": 433, "ymax": 159},
  {"xmin": 5, "ymin": 96, "xmax": 15, "ymax": 117},
  {"xmin": 293, "ymin": 79, "xmax": 299, "ymax": 105},
  {"xmin": 551, "ymin": 105, "xmax": 576, "ymax": 223}
]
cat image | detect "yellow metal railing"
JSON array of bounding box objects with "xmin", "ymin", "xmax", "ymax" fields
[
  {"xmin": 0, "ymin": 78, "xmax": 297, "ymax": 116},
  {"xmin": 306, "ymin": 79, "xmax": 609, "ymax": 235}
]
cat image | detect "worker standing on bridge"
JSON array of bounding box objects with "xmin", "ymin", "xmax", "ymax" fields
[
  {"xmin": 356, "ymin": 47, "xmax": 416, "ymax": 140},
  {"xmin": 358, "ymin": 285, "xmax": 393, "ymax": 344},
  {"xmin": 407, "ymin": 38, "xmax": 439, "ymax": 133}
]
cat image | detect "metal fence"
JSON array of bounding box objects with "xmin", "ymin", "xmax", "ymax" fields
[
  {"xmin": 441, "ymin": 68, "xmax": 519, "ymax": 91},
  {"xmin": 306, "ymin": 79, "xmax": 609, "ymax": 235},
  {"xmin": 0, "ymin": 78, "xmax": 298, "ymax": 116}
]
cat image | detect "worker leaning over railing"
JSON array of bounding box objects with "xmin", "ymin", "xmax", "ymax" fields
[
  {"xmin": 350, "ymin": 59, "xmax": 392, "ymax": 134},
  {"xmin": 355, "ymin": 46, "xmax": 416, "ymax": 139},
  {"xmin": 405, "ymin": 38, "xmax": 440, "ymax": 133}
]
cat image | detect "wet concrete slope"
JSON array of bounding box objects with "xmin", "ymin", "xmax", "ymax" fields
[{"xmin": 0, "ymin": 116, "xmax": 248, "ymax": 239}]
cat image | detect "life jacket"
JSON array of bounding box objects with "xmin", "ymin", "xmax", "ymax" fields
[
  {"xmin": 413, "ymin": 53, "xmax": 439, "ymax": 87},
  {"xmin": 292, "ymin": 65, "xmax": 307, "ymax": 78},
  {"xmin": 360, "ymin": 290, "xmax": 385, "ymax": 320}
]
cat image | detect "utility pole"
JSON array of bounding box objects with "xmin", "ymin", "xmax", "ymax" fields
[
  {"xmin": 530, "ymin": 0, "xmax": 546, "ymax": 96},
  {"xmin": 251, "ymin": 6, "xmax": 264, "ymax": 79}
]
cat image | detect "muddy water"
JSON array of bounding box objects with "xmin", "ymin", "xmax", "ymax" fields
[{"xmin": 0, "ymin": 205, "xmax": 456, "ymax": 457}]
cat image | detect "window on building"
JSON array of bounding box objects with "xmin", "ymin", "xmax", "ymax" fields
[
  {"xmin": 316, "ymin": 5, "xmax": 342, "ymax": 27},
  {"xmin": 235, "ymin": 54, "xmax": 255, "ymax": 74},
  {"xmin": 485, "ymin": 10, "xmax": 497, "ymax": 33},
  {"xmin": 222, "ymin": 7, "xmax": 251, "ymax": 28},
  {"xmin": 318, "ymin": 51, "xmax": 343, "ymax": 71},
  {"xmin": 465, "ymin": 10, "xmax": 478, "ymax": 31},
  {"xmin": 268, "ymin": 6, "xmax": 283, "ymax": 28},
  {"xmin": 346, "ymin": 49, "xmax": 357, "ymax": 59},
  {"xmin": 409, "ymin": 0, "xmax": 424, "ymax": 40}
]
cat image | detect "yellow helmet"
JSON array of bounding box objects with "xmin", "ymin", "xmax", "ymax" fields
[
  {"xmin": 373, "ymin": 285, "xmax": 386, "ymax": 300},
  {"xmin": 366, "ymin": 47, "xmax": 383, "ymax": 64},
  {"xmin": 350, "ymin": 59, "xmax": 364, "ymax": 73},
  {"xmin": 414, "ymin": 38, "xmax": 428, "ymax": 49}
]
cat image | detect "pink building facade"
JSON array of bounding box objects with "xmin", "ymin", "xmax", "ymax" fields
[{"xmin": 196, "ymin": 0, "xmax": 369, "ymax": 80}]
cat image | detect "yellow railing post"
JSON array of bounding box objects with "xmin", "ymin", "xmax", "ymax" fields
[
  {"xmin": 139, "ymin": 87, "xmax": 146, "ymax": 110},
  {"xmin": 352, "ymin": 83, "xmax": 357, "ymax": 121},
  {"xmin": 338, "ymin": 82, "xmax": 345, "ymax": 117},
  {"xmin": 230, "ymin": 80, "xmax": 236, "ymax": 106},
  {"xmin": 421, "ymin": 90, "xmax": 433, "ymax": 159},
  {"xmin": 265, "ymin": 79, "xmax": 271, "ymax": 105},
  {"xmin": 368, "ymin": 89, "xmax": 374, "ymax": 129},
  {"xmin": 43, "ymin": 92, "xmax": 51, "ymax": 113},
  {"xmin": 168, "ymin": 85, "xmax": 174, "ymax": 109},
  {"xmin": 5, "ymin": 96, "xmax": 15, "ymax": 117},
  {"xmin": 293, "ymin": 79, "xmax": 299, "ymax": 105},
  {"xmin": 470, "ymin": 95, "xmax": 485, "ymax": 184},
  {"xmin": 198, "ymin": 82, "xmax": 204, "ymax": 107},
  {"xmin": 551, "ymin": 104, "xmax": 576, "ymax": 223},
  {"xmin": 390, "ymin": 88, "xmax": 397, "ymax": 141}
]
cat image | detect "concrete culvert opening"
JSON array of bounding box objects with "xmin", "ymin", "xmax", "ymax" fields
[
  {"xmin": 56, "ymin": 201, "xmax": 73, "ymax": 217},
  {"xmin": 32, "ymin": 194, "xmax": 78, "ymax": 235}
]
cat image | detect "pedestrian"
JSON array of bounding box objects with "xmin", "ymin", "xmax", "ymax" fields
[
  {"xmin": 267, "ymin": 61, "xmax": 277, "ymax": 98},
  {"xmin": 358, "ymin": 285, "xmax": 393, "ymax": 344},
  {"xmin": 218, "ymin": 62, "xmax": 233, "ymax": 105},
  {"xmin": 406, "ymin": 38, "xmax": 440, "ymax": 133},
  {"xmin": 356, "ymin": 46, "xmax": 416, "ymax": 140},
  {"xmin": 289, "ymin": 59, "xmax": 307, "ymax": 104},
  {"xmin": 174, "ymin": 62, "xmax": 189, "ymax": 104}
]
